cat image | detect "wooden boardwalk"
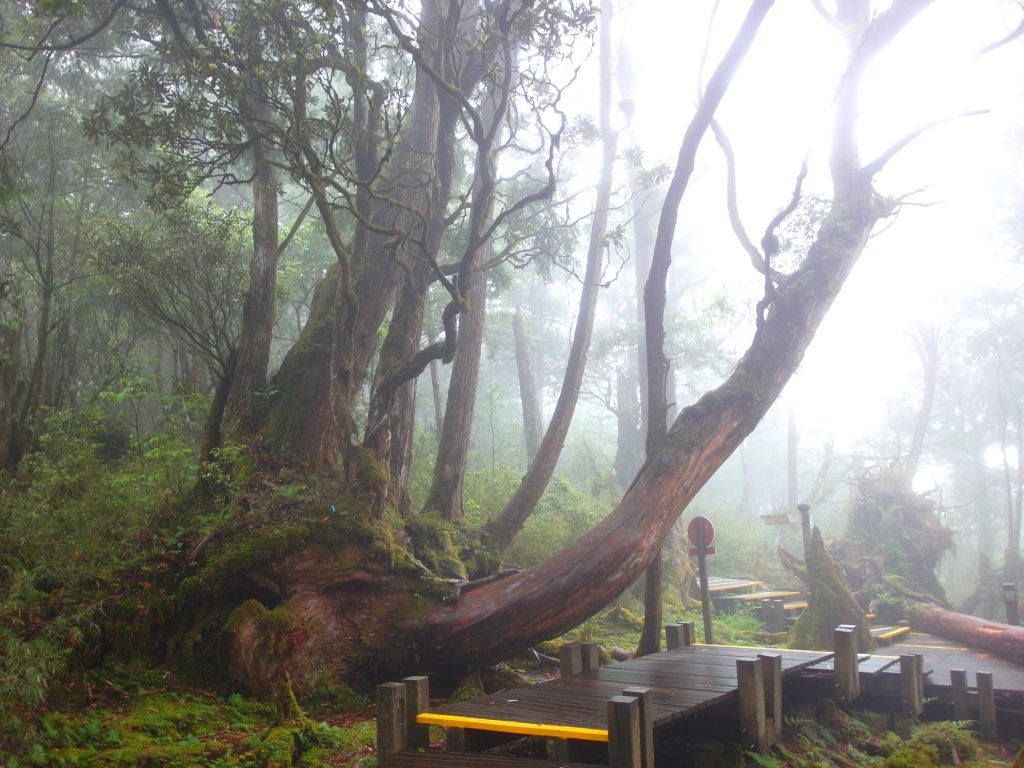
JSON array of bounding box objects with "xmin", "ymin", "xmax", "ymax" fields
[
  {"xmin": 878, "ymin": 633, "xmax": 1024, "ymax": 696},
  {"xmin": 419, "ymin": 644, "xmax": 832, "ymax": 740}
]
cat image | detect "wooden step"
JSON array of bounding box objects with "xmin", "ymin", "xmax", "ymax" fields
[{"xmin": 870, "ymin": 625, "xmax": 911, "ymax": 645}]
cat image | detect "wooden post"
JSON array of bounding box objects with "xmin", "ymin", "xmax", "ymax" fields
[
  {"xmin": 377, "ymin": 682, "xmax": 407, "ymax": 762},
  {"xmin": 446, "ymin": 728, "xmax": 467, "ymax": 752},
  {"xmin": 834, "ymin": 626, "xmax": 860, "ymax": 705},
  {"xmin": 1004, "ymin": 583, "xmax": 1021, "ymax": 626},
  {"xmin": 607, "ymin": 695, "xmax": 641, "ymax": 768},
  {"xmin": 759, "ymin": 653, "xmax": 783, "ymax": 744},
  {"xmin": 665, "ymin": 624, "xmax": 683, "ymax": 650},
  {"xmin": 622, "ymin": 687, "xmax": 654, "ymax": 768},
  {"xmin": 737, "ymin": 658, "xmax": 768, "ymax": 751},
  {"xmin": 403, "ymin": 676, "xmax": 430, "ymax": 749},
  {"xmin": 977, "ymin": 671, "xmax": 996, "ymax": 738},
  {"xmin": 560, "ymin": 644, "xmax": 582, "ymax": 677},
  {"xmin": 581, "ymin": 642, "xmax": 601, "ymax": 671},
  {"xmin": 900, "ymin": 654, "xmax": 923, "ymax": 717},
  {"xmin": 772, "ymin": 599, "xmax": 786, "ymax": 632},
  {"xmin": 696, "ymin": 523, "xmax": 714, "ymax": 644},
  {"xmin": 797, "ymin": 502, "xmax": 811, "ymax": 557},
  {"xmin": 545, "ymin": 738, "xmax": 569, "ymax": 762},
  {"xmin": 681, "ymin": 621, "xmax": 696, "ymax": 645},
  {"xmin": 760, "ymin": 599, "xmax": 774, "ymax": 632},
  {"xmin": 950, "ymin": 669, "xmax": 970, "ymax": 721}
]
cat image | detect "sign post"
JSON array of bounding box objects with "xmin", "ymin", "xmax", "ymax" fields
[{"xmin": 687, "ymin": 516, "xmax": 716, "ymax": 645}]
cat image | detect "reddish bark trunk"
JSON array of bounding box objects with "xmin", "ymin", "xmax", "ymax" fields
[
  {"xmin": 422, "ymin": 266, "xmax": 487, "ymax": 521},
  {"xmin": 224, "ymin": 125, "xmax": 279, "ymax": 437},
  {"xmin": 909, "ymin": 604, "xmax": 1024, "ymax": 666},
  {"xmin": 405, "ymin": 0, "xmax": 929, "ymax": 667},
  {"xmin": 513, "ymin": 304, "xmax": 543, "ymax": 460}
]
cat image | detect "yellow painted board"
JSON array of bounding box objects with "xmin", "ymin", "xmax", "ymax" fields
[
  {"xmin": 708, "ymin": 582, "xmax": 765, "ymax": 593},
  {"xmin": 877, "ymin": 626, "xmax": 912, "ymax": 641},
  {"xmin": 865, "ymin": 614, "xmax": 877, "ymax": 619},
  {"xmin": 416, "ymin": 713, "xmax": 608, "ymax": 742},
  {"xmin": 899, "ymin": 643, "xmax": 971, "ymax": 651},
  {"xmin": 691, "ymin": 643, "xmax": 828, "ymax": 656},
  {"xmin": 784, "ymin": 602, "xmax": 808, "ymax": 610},
  {"xmin": 739, "ymin": 591, "xmax": 801, "ymax": 601}
]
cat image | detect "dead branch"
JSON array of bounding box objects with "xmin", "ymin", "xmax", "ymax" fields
[{"xmin": 862, "ymin": 110, "xmax": 989, "ymax": 179}]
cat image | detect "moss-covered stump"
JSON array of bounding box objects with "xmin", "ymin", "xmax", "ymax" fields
[
  {"xmin": 789, "ymin": 527, "xmax": 874, "ymax": 652},
  {"xmin": 251, "ymin": 676, "xmax": 346, "ymax": 768}
]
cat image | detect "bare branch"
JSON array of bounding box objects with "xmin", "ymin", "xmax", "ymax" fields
[
  {"xmin": 976, "ymin": 2, "xmax": 1024, "ymax": 56},
  {"xmin": 809, "ymin": 0, "xmax": 837, "ymax": 27},
  {"xmin": 710, "ymin": 118, "xmax": 764, "ymax": 274},
  {"xmin": 277, "ymin": 195, "xmax": 316, "ymax": 257},
  {"xmin": 0, "ymin": 0, "xmax": 127, "ymax": 53},
  {"xmin": 861, "ymin": 110, "xmax": 989, "ymax": 179}
]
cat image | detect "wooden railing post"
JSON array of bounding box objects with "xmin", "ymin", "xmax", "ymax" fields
[
  {"xmin": 665, "ymin": 624, "xmax": 682, "ymax": 650},
  {"xmin": 377, "ymin": 682, "xmax": 407, "ymax": 762},
  {"xmin": 977, "ymin": 671, "xmax": 996, "ymax": 738},
  {"xmin": 759, "ymin": 653, "xmax": 783, "ymax": 745},
  {"xmin": 560, "ymin": 644, "xmax": 583, "ymax": 677},
  {"xmin": 403, "ymin": 676, "xmax": 430, "ymax": 749},
  {"xmin": 834, "ymin": 626, "xmax": 860, "ymax": 705},
  {"xmin": 622, "ymin": 687, "xmax": 654, "ymax": 768},
  {"xmin": 607, "ymin": 695, "xmax": 641, "ymax": 768},
  {"xmin": 545, "ymin": 738, "xmax": 569, "ymax": 762},
  {"xmin": 581, "ymin": 642, "xmax": 601, "ymax": 671},
  {"xmin": 900, "ymin": 654, "xmax": 923, "ymax": 717},
  {"xmin": 950, "ymin": 668, "xmax": 969, "ymax": 721},
  {"xmin": 737, "ymin": 657, "xmax": 768, "ymax": 751},
  {"xmin": 772, "ymin": 599, "xmax": 786, "ymax": 632},
  {"xmin": 680, "ymin": 621, "xmax": 696, "ymax": 645}
]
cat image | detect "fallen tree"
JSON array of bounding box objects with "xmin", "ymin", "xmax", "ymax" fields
[{"xmin": 908, "ymin": 604, "xmax": 1024, "ymax": 666}]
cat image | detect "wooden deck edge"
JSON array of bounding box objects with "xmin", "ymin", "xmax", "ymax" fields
[{"xmin": 416, "ymin": 713, "xmax": 608, "ymax": 742}]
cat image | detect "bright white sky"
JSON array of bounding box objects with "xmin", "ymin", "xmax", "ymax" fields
[{"xmin": 553, "ymin": 0, "xmax": 1024, "ymax": 450}]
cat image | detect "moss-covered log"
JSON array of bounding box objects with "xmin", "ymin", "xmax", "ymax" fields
[{"xmin": 789, "ymin": 528, "xmax": 873, "ymax": 652}]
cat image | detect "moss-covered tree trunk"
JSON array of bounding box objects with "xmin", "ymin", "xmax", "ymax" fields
[{"xmin": 789, "ymin": 528, "xmax": 873, "ymax": 651}]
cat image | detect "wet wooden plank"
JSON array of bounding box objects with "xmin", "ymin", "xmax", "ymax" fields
[{"xmin": 423, "ymin": 645, "xmax": 832, "ymax": 737}]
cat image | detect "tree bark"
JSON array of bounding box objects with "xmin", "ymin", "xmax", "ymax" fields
[
  {"xmin": 422, "ymin": 265, "xmax": 487, "ymax": 522},
  {"xmin": 908, "ymin": 604, "xmax": 1024, "ymax": 666},
  {"xmin": 223, "ymin": 104, "xmax": 280, "ymax": 437},
  {"xmin": 513, "ymin": 304, "xmax": 543, "ymax": 460},
  {"xmin": 429, "ymin": 353, "xmax": 445, "ymax": 441}
]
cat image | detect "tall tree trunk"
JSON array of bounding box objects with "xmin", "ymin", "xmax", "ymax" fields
[
  {"xmin": 613, "ymin": 366, "xmax": 642, "ymax": 488},
  {"xmin": 787, "ymin": 405, "xmax": 798, "ymax": 510},
  {"xmin": 484, "ymin": 0, "xmax": 618, "ymax": 551},
  {"xmin": 422, "ymin": 266, "xmax": 487, "ymax": 521},
  {"xmin": 259, "ymin": 1, "xmax": 447, "ymax": 465},
  {"xmin": 513, "ymin": 304, "xmax": 543, "ymax": 460},
  {"xmin": 429, "ymin": 355, "xmax": 445, "ymax": 441},
  {"xmin": 409, "ymin": 0, "xmax": 916, "ymax": 668},
  {"xmin": 905, "ymin": 324, "xmax": 938, "ymax": 476},
  {"xmin": 737, "ymin": 439, "xmax": 753, "ymax": 513},
  {"xmin": 223, "ymin": 118, "xmax": 280, "ymax": 437}
]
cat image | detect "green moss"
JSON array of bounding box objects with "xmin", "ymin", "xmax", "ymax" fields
[
  {"xmin": 406, "ymin": 513, "xmax": 468, "ymax": 579},
  {"xmin": 604, "ymin": 604, "xmax": 644, "ymax": 629},
  {"xmin": 256, "ymin": 725, "xmax": 299, "ymax": 768},
  {"xmin": 789, "ymin": 527, "xmax": 873, "ymax": 652}
]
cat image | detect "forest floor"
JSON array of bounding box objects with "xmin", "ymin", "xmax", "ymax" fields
[{"xmin": 4, "ymin": 604, "xmax": 1023, "ymax": 768}]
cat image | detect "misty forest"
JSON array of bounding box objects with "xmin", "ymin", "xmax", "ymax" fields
[{"xmin": 4, "ymin": 0, "xmax": 1024, "ymax": 766}]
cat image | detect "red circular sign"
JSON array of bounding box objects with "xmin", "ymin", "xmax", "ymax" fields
[{"xmin": 687, "ymin": 516, "xmax": 715, "ymax": 547}]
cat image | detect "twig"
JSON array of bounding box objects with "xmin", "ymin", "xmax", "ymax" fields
[{"xmin": 862, "ymin": 110, "xmax": 989, "ymax": 179}]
